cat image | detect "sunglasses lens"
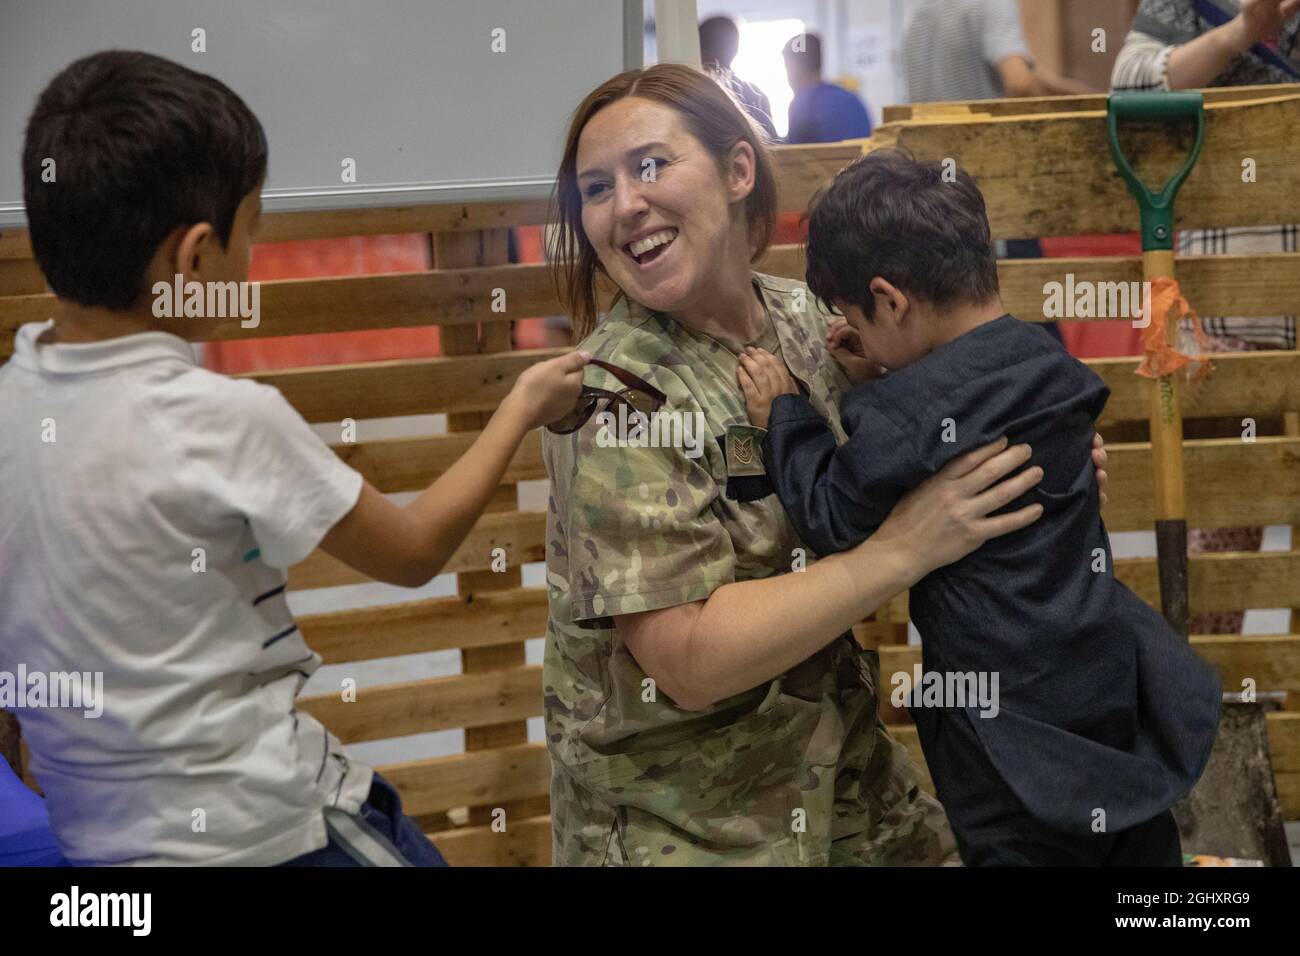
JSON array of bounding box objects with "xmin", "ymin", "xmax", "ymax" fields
[
  {"xmin": 619, "ymin": 388, "xmax": 661, "ymax": 417},
  {"xmin": 547, "ymin": 394, "xmax": 598, "ymax": 435}
]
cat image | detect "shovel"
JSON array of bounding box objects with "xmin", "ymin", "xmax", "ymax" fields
[
  {"xmin": 1107, "ymin": 91, "xmax": 1290, "ymax": 866},
  {"xmin": 1107, "ymin": 91, "xmax": 1206, "ymax": 636}
]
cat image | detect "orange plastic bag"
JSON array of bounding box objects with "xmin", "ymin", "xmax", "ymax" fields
[{"xmin": 1136, "ymin": 275, "xmax": 1213, "ymax": 382}]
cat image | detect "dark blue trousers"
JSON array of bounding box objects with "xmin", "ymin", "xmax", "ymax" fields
[{"xmin": 280, "ymin": 773, "xmax": 448, "ymax": 867}]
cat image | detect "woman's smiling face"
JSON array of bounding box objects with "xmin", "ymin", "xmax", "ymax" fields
[{"xmin": 575, "ymin": 97, "xmax": 754, "ymax": 315}]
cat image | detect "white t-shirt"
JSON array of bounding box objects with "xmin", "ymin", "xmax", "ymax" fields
[{"xmin": 0, "ymin": 321, "xmax": 370, "ymax": 865}]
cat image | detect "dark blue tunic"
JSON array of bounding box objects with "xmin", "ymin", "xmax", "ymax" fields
[{"xmin": 764, "ymin": 314, "xmax": 1220, "ymax": 836}]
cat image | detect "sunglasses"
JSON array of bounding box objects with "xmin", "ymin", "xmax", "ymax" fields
[{"xmin": 546, "ymin": 358, "xmax": 667, "ymax": 435}]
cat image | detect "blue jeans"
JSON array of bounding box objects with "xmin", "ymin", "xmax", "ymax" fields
[{"xmin": 279, "ymin": 773, "xmax": 448, "ymax": 867}]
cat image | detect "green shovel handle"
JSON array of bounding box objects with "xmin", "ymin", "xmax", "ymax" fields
[{"xmin": 1106, "ymin": 92, "xmax": 1206, "ymax": 252}]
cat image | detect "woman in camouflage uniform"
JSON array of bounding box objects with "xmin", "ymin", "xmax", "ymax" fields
[{"xmin": 541, "ymin": 64, "xmax": 1109, "ymax": 866}]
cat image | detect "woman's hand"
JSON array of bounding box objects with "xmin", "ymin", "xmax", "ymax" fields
[
  {"xmin": 1092, "ymin": 432, "xmax": 1109, "ymax": 508},
  {"xmin": 871, "ymin": 436, "xmax": 1044, "ymax": 577},
  {"xmin": 737, "ymin": 346, "xmax": 798, "ymax": 429},
  {"xmin": 826, "ymin": 318, "xmax": 886, "ymax": 385}
]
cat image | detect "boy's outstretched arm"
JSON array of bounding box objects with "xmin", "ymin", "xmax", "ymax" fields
[
  {"xmin": 320, "ymin": 350, "xmax": 589, "ymax": 587},
  {"xmin": 739, "ymin": 348, "xmax": 916, "ymax": 558}
]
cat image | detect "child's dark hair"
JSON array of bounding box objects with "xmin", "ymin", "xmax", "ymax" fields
[
  {"xmin": 804, "ymin": 148, "xmax": 999, "ymax": 320},
  {"xmin": 22, "ymin": 50, "xmax": 268, "ymax": 310}
]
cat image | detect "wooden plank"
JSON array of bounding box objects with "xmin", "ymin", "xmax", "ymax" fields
[
  {"xmin": 755, "ymin": 249, "xmax": 1300, "ymax": 325},
  {"xmin": 377, "ymin": 742, "xmax": 550, "ymax": 817},
  {"xmin": 434, "ymin": 227, "xmax": 548, "ymax": 826},
  {"xmin": 7, "ymin": 250, "xmax": 1299, "ymax": 361},
  {"xmin": 1102, "ymin": 437, "xmax": 1300, "ymax": 531},
  {"xmin": 299, "ymin": 665, "xmax": 542, "ymax": 743},
  {"xmin": 773, "ymin": 143, "xmax": 862, "ymax": 214},
  {"xmin": 248, "ymin": 348, "xmax": 564, "ymax": 423},
  {"xmin": 997, "ymin": 254, "xmax": 1300, "ymax": 323},
  {"xmin": 299, "ymin": 587, "xmax": 548, "ymax": 664},
  {"xmin": 1270, "ymin": 713, "xmax": 1300, "ymax": 818},
  {"xmin": 430, "ymin": 813, "xmax": 552, "ymax": 866},
  {"xmin": 0, "ymin": 266, "xmax": 554, "ymax": 351},
  {"xmin": 1195, "ymin": 635, "xmax": 1300, "ymax": 699},
  {"xmin": 331, "ymin": 429, "xmax": 545, "ymax": 495},
  {"xmin": 881, "ymin": 83, "xmax": 1297, "ymax": 123},
  {"xmin": 0, "ymin": 230, "xmax": 33, "ymax": 261},
  {"xmin": 0, "ymin": 259, "xmax": 43, "ymax": 297},
  {"xmin": 1118, "ymin": 552, "xmax": 1300, "ymax": 614},
  {"xmin": 256, "ymin": 200, "xmax": 554, "ymax": 243},
  {"xmin": 887, "ymin": 715, "xmax": 1300, "ymax": 820},
  {"xmin": 870, "ymin": 93, "xmax": 1300, "ymax": 239},
  {"xmin": 289, "ymin": 510, "xmax": 546, "ymax": 590},
  {"xmin": 1091, "ymin": 351, "xmax": 1300, "ymax": 427}
]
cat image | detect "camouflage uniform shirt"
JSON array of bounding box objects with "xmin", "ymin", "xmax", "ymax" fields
[{"xmin": 542, "ymin": 273, "xmax": 957, "ymax": 866}]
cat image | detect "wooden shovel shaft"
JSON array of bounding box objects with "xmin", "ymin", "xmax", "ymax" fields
[{"xmin": 1143, "ymin": 248, "xmax": 1190, "ymax": 637}]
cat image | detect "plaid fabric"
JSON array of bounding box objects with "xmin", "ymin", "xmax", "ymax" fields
[{"xmin": 1176, "ymin": 225, "xmax": 1298, "ymax": 349}]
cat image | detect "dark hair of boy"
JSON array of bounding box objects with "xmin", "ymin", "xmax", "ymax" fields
[
  {"xmin": 22, "ymin": 50, "xmax": 268, "ymax": 310},
  {"xmin": 804, "ymin": 148, "xmax": 1000, "ymax": 320}
]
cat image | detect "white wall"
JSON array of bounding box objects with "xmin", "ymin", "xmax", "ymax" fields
[{"xmin": 0, "ymin": 0, "xmax": 632, "ymax": 225}]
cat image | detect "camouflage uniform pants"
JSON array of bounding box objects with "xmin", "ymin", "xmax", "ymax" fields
[{"xmin": 828, "ymin": 731, "xmax": 961, "ymax": 866}]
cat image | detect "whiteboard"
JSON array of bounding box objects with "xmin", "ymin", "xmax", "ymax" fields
[{"xmin": 0, "ymin": 0, "xmax": 640, "ymax": 227}]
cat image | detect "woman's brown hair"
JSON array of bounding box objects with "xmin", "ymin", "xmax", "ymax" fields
[{"xmin": 548, "ymin": 63, "xmax": 778, "ymax": 339}]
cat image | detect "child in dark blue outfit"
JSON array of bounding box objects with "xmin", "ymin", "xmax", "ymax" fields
[{"xmin": 739, "ymin": 150, "xmax": 1220, "ymax": 866}]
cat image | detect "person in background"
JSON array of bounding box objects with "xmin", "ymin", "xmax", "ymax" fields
[
  {"xmin": 901, "ymin": 0, "xmax": 1089, "ymax": 103},
  {"xmin": 782, "ymin": 33, "xmax": 873, "ymax": 143},
  {"xmin": 699, "ymin": 14, "xmax": 779, "ymax": 139},
  {"xmin": 900, "ymin": 0, "xmax": 1083, "ymax": 344},
  {"xmin": 1112, "ymin": 0, "xmax": 1300, "ymax": 635},
  {"xmin": 1112, "ymin": 0, "xmax": 1299, "ymax": 91}
]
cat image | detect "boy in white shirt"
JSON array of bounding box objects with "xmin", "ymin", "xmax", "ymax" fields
[{"xmin": 0, "ymin": 50, "xmax": 587, "ymax": 866}]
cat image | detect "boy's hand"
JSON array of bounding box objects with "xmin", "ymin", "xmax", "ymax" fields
[
  {"xmin": 737, "ymin": 347, "xmax": 798, "ymax": 429},
  {"xmin": 508, "ymin": 350, "xmax": 591, "ymax": 431},
  {"xmin": 826, "ymin": 318, "xmax": 885, "ymax": 385}
]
